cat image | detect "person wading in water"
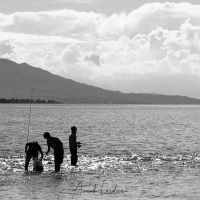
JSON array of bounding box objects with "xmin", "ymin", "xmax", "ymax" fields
[
  {"xmin": 25, "ymin": 141, "xmax": 43, "ymax": 172},
  {"xmin": 43, "ymin": 132, "xmax": 64, "ymax": 172},
  {"xmin": 69, "ymin": 126, "xmax": 82, "ymax": 166}
]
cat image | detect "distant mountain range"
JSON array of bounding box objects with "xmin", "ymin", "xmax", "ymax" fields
[{"xmin": 0, "ymin": 58, "xmax": 200, "ymax": 104}]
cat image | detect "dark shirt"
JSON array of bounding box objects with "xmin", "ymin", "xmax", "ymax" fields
[
  {"xmin": 25, "ymin": 142, "xmax": 43, "ymax": 159},
  {"xmin": 69, "ymin": 134, "xmax": 77, "ymax": 150},
  {"xmin": 47, "ymin": 137, "xmax": 63, "ymax": 154}
]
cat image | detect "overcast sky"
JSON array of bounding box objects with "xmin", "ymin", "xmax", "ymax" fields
[{"xmin": 0, "ymin": 0, "xmax": 200, "ymax": 99}]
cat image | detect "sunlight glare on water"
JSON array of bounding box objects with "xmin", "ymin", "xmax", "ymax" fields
[{"xmin": 0, "ymin": 104, "xmax": 200, "ymax": 199}]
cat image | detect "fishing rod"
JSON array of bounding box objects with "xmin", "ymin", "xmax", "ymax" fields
[{"xmin": 26, "ymin": 79, "xmax": 34, "ymax": 143}]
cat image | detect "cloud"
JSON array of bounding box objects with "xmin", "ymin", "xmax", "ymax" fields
[
  {"xmin": 1, "ymin": 2, "xmax": 200, "ymax": 98},
  {"xmin": 61, "ymin": 44, "xmax": 82, "ymax": 66},
  {"xmin": 0, "ymin": 2, "xmax": 200, "ymax": 38},
  {"xmin": 84, "ymin": 53, "xmax": 101, "ymax": 66},
  {"xmin": 0, "ymin": 40, "xmax": 14, "ymax": 56},
  {"xmin": 0, "ymin": 10, "xmax": 104, "ymax": 37}
]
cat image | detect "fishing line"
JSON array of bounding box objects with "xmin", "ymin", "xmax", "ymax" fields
[{"xmin": 26, "ymin": 79, "xmax": 34, "ymax": 143}]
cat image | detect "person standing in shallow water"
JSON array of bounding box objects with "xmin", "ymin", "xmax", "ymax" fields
[
  {"xmin": 69, "ymin": 126, "xmax": 82, "ymax": 166},
  {"xmin": 43, "ymin": 132, "xmax": 64, "ymax": 172},
  {"xmin": 25, "ymin": 141, "xmax": 43, "ymax": 171}
]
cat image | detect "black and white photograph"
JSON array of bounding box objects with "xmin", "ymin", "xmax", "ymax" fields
[{"xmin": 0, "ymin": 0, "xmax": 200, "ymax": 199}]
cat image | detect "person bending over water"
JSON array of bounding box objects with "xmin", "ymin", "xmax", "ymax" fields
[
  {"xmin": 43, "ymin": 132, "xmax": 64, "ymax": 172},
  {"xmin": 25, "ymin": 142, "xmax": 43, "ymax": 171},
  {"xmin": 69, "ymin": 126, "xmax": 82, "ymax": 166}
]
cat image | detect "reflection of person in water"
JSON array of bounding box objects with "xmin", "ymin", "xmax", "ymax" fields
[
  {"xmin": 69, "ymin": 126, "xmax": 82, "ymax": 166},
  {"xmin": 43, "ymin": 132, "xmax": 64, "ymax": 172},
  {"xmin": 25, "ymin": 142, "xmax": 43, "ymax": 171}
]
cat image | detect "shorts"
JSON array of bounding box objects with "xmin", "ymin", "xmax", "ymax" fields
[{"xmin": 54, "ymin": 149, "xmax": 64, "ymax": 164}]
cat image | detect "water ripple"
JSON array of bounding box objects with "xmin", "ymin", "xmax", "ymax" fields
[{"xmin": 1, "ymin": 152, "xmax": 200, "ymax": 175}]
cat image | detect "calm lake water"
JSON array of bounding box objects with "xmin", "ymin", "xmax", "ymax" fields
[{"xmin": 0, "ymin": 104, "xmax": 200, "ymax": 200}]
